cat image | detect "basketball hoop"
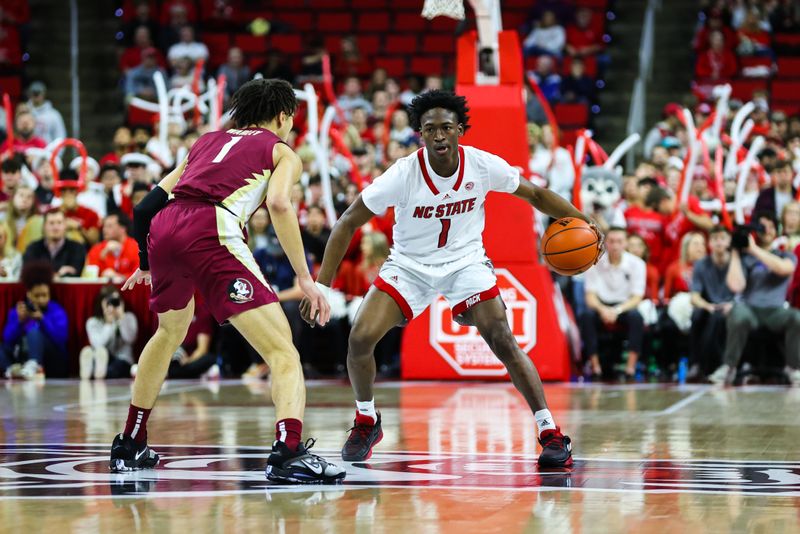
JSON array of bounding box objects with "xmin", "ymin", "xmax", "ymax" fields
[{"xmin": 422, "ymin": 0, "xmax": 465, "ymax": 20}]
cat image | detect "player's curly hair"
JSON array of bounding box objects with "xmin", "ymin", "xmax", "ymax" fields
[
  {"xmin": 229, "ymin": 78, "xmax": 298, "ymax": 129},
  {"xmin": 21, "ymin": 261, "xmax": 54, "ymax": 290},
  {"xmin": 407, "ymin": 90, "xmax": 471, "ymax": 133}
]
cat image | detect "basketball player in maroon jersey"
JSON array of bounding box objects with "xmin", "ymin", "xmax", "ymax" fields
[
  {"xmin": 109, "ymin": 79, "xmax": 345, "ymax": 484},
  {"xmin": 302, "ymin": 91, "xmax": 600, "ymax": 468}
]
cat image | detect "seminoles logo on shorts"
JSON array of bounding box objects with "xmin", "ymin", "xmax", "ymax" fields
[
  {"xmin": 228, "ymin": 278, "xmax": 254, "ymax": 303},
  {"xmin": 465, "ymin": 182, "xmax": 475, "ymax": 191}
]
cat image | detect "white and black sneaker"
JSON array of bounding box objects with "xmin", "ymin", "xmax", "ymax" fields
[
  {"xmin": 266, "ymin": 439, "xmax": 346, "ymax": 485},
  {"xmin": 109, "ymin": 433, "xmax": 160, "ymax": 472}
]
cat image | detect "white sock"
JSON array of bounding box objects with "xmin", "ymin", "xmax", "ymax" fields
[
  {"xmin": 534, "ymin": 409, "xmax": 557, "ymax": 436},
  {"xmin": 356, "ymin": 399, "xmax": 377, "ymax": 423}
]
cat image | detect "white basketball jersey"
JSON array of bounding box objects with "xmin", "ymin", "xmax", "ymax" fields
[{"xmin": 361, "ymin": 145, "xmax": 521, "ymax": 268}]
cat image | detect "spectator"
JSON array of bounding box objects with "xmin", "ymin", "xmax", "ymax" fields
[
  {"xmin": 100, "ymin": 126, "xmax": 133, "ymax": 166},
  {"xmin": 0, "ymin": 222, "xmax": 21, "ymax": 280},
  {"xmin": 22, "ymin": 210, "xmax": 86, "ymax": 279},
  {"xmin": 25, "ymin": 81, "xmax": 66, "ymax": 144},
  {"xmin": 1, "ymin": 109, "xmax": 47, "ymax": 154},
  {"xmin": 121, "ymin": 1, "xmax": 160, "ymax": 48},
  {"xmin": 247, "ymin": 206, "xmax": 270, "ymax": 252},
  {"xmin": 754, "ymin": 160, "xmax": 797, "ymax": 220},
  {"xmin": 664, "ymin": 231, "xmax": 707, "ymax": 300},
  {"xmin": 530, "ymin": 55, "xmax": 561, "ymax": 103},
  {"xmin": 0, "ymin": 261, "xmax": 67, "ymax": 378},
  {"xmin": 560, "ymin": 58, "xmax": 595, "ymax": 104},
  {"xmin": 86, "ymin": 212, "xmax": 139, "ymax": 281},
  {"xmin": 78, "ymin": 164, "xmax": 131, "ymax": 219},
  {"xmin": 217, "ymin": 47, "xmax": 250, "ymax": 99},
  {"xmin": 389, "ymin": 108, "xmax": 414, "ymax": 144},
  {"xmin": 523, "ymin": 9, "xmax": 566, "ymax": 58},
  {"xmin": 119, "ymin": 25, "xmax": 166, "ymax": 73},
  {"xmin": 527, "ymin": 123, "xmax": 574, "ymax": 201},
  {"xmin": 695, "ymin": 30, "xmax": 738, "ymax": 80},
  {"xmin": 371, "ymin": 89, "xmax": 390, "ymax": 121},
  {"xmin": 689, "ymin": 226, "xmax": 735, "ymax": 381},
  {"xmin": 167, "ymin": 299, "xmax": 219, "ymax": 379},
  {"xmin": 644, "ymin": 103, "xmax": 683, "ymax": 159},
  {"xmin": 709, "ymin": 211, "xmax": 800, "ymax": 386},
  {"xmin": 6, "ymin": 185, "xmax": 43, "ymax": 252},
  {"xmin": 625, "ymin": 178, "xmax": 666, "ymax": 274},
  {"xmin": 130, "ymin": 182, "xmax": 150, "ymax": 207},
  {"xmin": 0, "ymin": 157, "xmax": 22, "ymax": 204},
  {"xmin": 566, "ymin": 7, "xmax": 604, "ymax": 58},
  {"xmin": 158, "ymin": 1, "xmax": 190, "ymax": 50},
  {"xmin": 121, "ymin": 152, "xmax": 156, "ymax": 188},
  {"xmin": 169, "ymin": 55, "xmax": 203, "ymax": 91},
  {"xmin": 80, "ymin": 285, "xmax": 138, "ymax": 379},
  {"xmin": 54, "ymin": 173, "xmax": 101, "ymax": 246},
  {"xmin": 736, "ymin": 8, "xmax": 772, "ymax": 57},
  {"xmin": 33, "ymin": 157, "xmax": 56, "ymax": 206},
  {"xmin": 166, "ymin": 25, "xmax": 208, "ymax": 68},
  {"xmin": 301, "ymin": 204, "xmax": 330, "ymax": 266},
  {"xmin": 124, "ymin": 47, "xmax": 167, "ymax": 102},
  {"xmin": 579, "ymin": 227, "xmax": 646, "ymax": 381},
  {"xmin": 626, "ymin": 233, "xmax": 660, "ymax": 301},
  {"xmin": 333, "ymin": 231, "xmax": 390, "ymax": 300},
  {"xmin": 647, "ymin": 185, "xmax": 714, "ymax": 273},
  {"xmin": 694, "ymin": 8, "xmax": 737, "ymax": 53},
  {"xmin": 337, "ymin": 76, "xmax": 373, "ymax": 119},
  {"xmin": 781, "ymin": 201, "xmax": 800, "ymax": 251}
]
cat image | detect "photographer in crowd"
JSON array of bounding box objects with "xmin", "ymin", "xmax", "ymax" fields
[
  {"xmin": 709, "ymin": 212, "xmax": 800, "ymax": 386},
  {"xmin": 0, "ymin": 261, "xmax": 68, "ymax": 379},
  {"xmin": 80, "ymin": 285, "xmax": 138, "ymax": 379}
]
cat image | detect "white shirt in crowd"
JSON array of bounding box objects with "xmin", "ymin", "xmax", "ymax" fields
[
  {"xmin": 584, "ymin": 251, "xmax": 646, "ymax": 304},
  {"xmin": 167, "ymin": 42, "xmax": 209, "ymax": 63},
  {"xmin": 523, "ymin": 25, "xmax": 566, "ymax": 55}
]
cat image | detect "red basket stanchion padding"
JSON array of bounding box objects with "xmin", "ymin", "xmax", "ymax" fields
[{"xmin": 50, "ymin": 138, "xmax": 88, "ymax": 195}]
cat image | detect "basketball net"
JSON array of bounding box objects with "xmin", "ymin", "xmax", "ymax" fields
[{"xmin": 421, "ymin": 0, "xmax": 465, "ymax": 20}]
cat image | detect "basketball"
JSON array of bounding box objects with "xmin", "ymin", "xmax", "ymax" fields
[{"xmin": 541, "ymin": 218, "xmax": 601, "ymax": 276}]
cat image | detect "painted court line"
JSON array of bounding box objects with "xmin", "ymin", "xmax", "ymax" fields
[{"xmin": 657, "ymin": 389, "xmax": 708, "ymax": 416}]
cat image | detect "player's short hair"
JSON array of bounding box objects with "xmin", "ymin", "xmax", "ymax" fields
[
  {"xmin": 408, "ymin": 90, "xmax": 471, "ymax": 133},
  {"xmin": 229, "ymin": 78, "xmax": 297, "ymax": 129}
]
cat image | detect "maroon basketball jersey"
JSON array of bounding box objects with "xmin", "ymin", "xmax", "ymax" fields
[{"xmin": 172, "ymin": 127, "xmax": 283, "ymax": 223}]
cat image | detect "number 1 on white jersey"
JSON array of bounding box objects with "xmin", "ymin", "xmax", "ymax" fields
[{"xmin": 212, "ymin": 136, "xmax": 243, "ymax": 163}]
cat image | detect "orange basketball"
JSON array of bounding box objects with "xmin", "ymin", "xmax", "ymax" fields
[{"xmin": 541, "ymin": 218, "xmax": 601, "ymax": 276}]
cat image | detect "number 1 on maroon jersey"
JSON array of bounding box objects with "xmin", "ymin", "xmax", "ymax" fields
[{"xmin": 438, "ymin": 218, "xmax": 451, "ymax": 248}]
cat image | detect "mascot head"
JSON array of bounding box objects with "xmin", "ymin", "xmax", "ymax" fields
[{"xmin": 580, "ymin": 167, "xmax": 622, "ymax": 212}]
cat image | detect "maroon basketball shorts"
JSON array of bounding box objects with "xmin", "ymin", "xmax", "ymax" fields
[{"xmin": 148, "ymin": 201, "xmax": 278, "ymax": 323}]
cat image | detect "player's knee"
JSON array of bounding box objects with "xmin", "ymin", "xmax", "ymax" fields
[
  {"xmin": 482, "ymin": 323, "xmax": 519, "ymax": 361},
  {"xmin": 349, "ymin": 326, "xmax": 380, "ymax": 358}
]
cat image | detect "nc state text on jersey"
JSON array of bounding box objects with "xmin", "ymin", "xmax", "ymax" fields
[{"xmin": 411, "ymin": 198, "xmax": 477, "ymax": 219}]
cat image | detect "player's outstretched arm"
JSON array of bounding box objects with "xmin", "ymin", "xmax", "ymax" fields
[
  {"xmin": 123, "ymin": 157, "xmax": 189, "ymax": 291},
  {"xmin": 267, "ymin": 144, "xmax": 330, "ymax": 325},
  {"xmin": 316, "ymin": 195, "xmax": 376, "ymax": 287},
  {"xmin": 511, "ymin": 179, "xmax": 589, "ymax": 223}
]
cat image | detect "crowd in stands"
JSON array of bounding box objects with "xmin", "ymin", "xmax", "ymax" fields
[{"xmin": 0, "ymin": 0, "xmax": 799, "ymax": 387}]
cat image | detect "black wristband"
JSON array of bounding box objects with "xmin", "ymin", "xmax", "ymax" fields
[{"xmin": 133, "ymin": 186, "xmax": 169, "ymax": 272}]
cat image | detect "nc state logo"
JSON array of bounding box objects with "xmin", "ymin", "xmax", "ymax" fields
[
  {"xmin": 228, "ymin": 278, "xmax": 254, "ymax": 303},
  {"xmin": 465, "ymin": 182, "xmax": 474, "ymax": 191}
]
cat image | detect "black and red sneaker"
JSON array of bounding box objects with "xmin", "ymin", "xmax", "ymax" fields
[
  {"xmin": 342, "ymin": 412, "xmax": 383, "ymax": 461},
  {"xmin": 537, "ymin": 427, "xmax": 573, "ymax": 468}
]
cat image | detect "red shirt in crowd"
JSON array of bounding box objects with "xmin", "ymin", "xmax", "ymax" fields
[
  {"xmin": 0, "ymin": 135, "xmax": 46, "ymax": 154},
  {"xmin": 625, "ymin": 205, "xmax": 665, "ymax": 273},
  {"xmin": 644, "ymin": 262, "xmax": 661, "ymax": 301},
  {"xmin": 86, "ymin": 236, "xmax": 140, "ymax": 278},
  {"xmin": 333, "ymin": 260, "xmax": 381, "ymax": 299},
  {"xmin": 693, "ymin": 26, "xmax": 737, "ymax": 52},
  {"xmin": 695, "ymin": 48, "xmax": 738, "ymax": 80},
  {"xmin": 63, "ymin": 205, "xmax": 100, "ymax": 232},
  {"xmin": 566, "ymin": 23, "xmax": 603, "ymax": 54},
  {"xmin": 119, "ymin": 45, "xmax": 167, "ymax": 72},
  {"xmin": 663, "ymin": 260, "xmax": 693, "ymax": 299},
  {"xmin": 661, "ymin": 196, "xmax": 709, "ymax": 272}
]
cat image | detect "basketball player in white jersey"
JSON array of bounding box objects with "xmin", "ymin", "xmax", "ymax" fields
[{"xmin": 301, "ymin": 91, "xmax": 600, "ymax": 467}]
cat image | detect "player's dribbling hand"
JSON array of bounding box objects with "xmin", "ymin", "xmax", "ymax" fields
[
  {"xmin": 588, "ymin": 220, "xmax": 605, "ymax": 263},
  {"xmin": 121, "ymin": 269, "xmax": 152, "ymax": 291},
  {"xmin": 299, "ymin": 277, "xmax": 331, "ymax": 327}
]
